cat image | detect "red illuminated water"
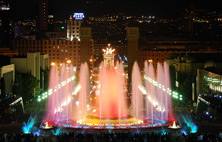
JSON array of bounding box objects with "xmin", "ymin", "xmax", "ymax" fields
[{"xmin": 97, "ymin": 62, "xmax": 127, "ymax": 121}]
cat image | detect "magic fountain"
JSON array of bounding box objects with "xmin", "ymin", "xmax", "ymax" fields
[{"xmin": 43, "ymin": 44, "xmax": 175, "ymax": 130}]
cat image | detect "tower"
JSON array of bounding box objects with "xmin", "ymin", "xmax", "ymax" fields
[
  {"xmin": 39, "ymin": 0, "xmax": 48, "ymax": 33},
  {"xmin": 102, "ymin": 44, "xmax": 115, "ymax": 68},
  {"xmin": 0, "ymin": 0, "xmax": 11, "ymax": 48},
  {"xmin": 127, "ymin": 27, "xmax": 139, "ymax": 85},
  {"xmin": 80, "ymin": 26, "xmax": 92, "ymax": 69},
  {"xmin": 67, "ymin": 13, "xmax": 84, "ymax": 41}
]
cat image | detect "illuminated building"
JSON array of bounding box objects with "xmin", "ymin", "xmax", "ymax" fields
[
  {"xmin": 10, "ymin": 52, "xmax": 49, "ymax": 96},
  {"xmin": 197, "ymin": 69, "xmax": 222, "ymax": 96},
  {"xmin": 0, "ymin": 48, "xmax": 18, "ymax": 57},
  {"xmin": 67, "ymin": 13, "xmax": 85, "ymax": 41},
  {"xmin": 12, "ymin": 39, "xmax": 94, "ymax": 72}
]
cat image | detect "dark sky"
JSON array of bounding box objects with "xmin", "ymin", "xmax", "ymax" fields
[{"xmin": 8, "ymin": 0, "xmax": 222, "ymax": 20}]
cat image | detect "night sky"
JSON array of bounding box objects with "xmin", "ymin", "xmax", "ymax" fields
[{"xmin": 8, "ymin": 0, "xmax": 222, "ymax": 20}]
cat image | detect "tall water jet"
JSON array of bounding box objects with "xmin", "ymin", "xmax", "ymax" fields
[
  {"xmin": 144, "ymin": 61, "xmax": 154, "ymax": 121},
  {"xmin": 68, "ymin": 64, "xmax": 75, "ymax": 120},
  {"xmin": 163, "ymin": 61, "xmax": 173, "ymax": 119},
  {"xmin": 45, "ymin": 65, "xmax": 59, "ymax": 122},
  {"xmin": 148, "ymin": 62, "xmax": 156, "ymax": 122},
  {"xmin": 157, "ymin": 63, "xmax": 165, "ymax": 120},
  {"xmin": 116, "ymin": 61, "xmax": 127, "ymax": 124},
  {"xmin": 79, "ymin": 62, "xmax": 90, "ymax": 124},
  {"xmin": 132, "ymin": 61, "xmax": 143, "ymax": 124},
  {"xmin": 44, "ymin": 63, "xmax": 76, "ymax": 124},
  {"xmin": 143, "ymin": 61, "xmax": 174, "ymax": 124}
]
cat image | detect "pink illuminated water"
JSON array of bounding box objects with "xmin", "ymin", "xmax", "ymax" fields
[
  {"xmin": 44, "ymin": 64, "xmax": 75, "ymax": 124},
  {"xmin": 44, "ymin": 60, "xmax": 174, "ymax": 127},
  {"xmin": 97, "ymin": 61, "xmax": 127, "ymax": 122},
  {"xmin": 79, "ymin": 62, "xmax": 90, "ymax": 122},
  {"xmin": 143, "ymin": 61, "xmax": 174, "ymax": 121},
  {"xmin": 132, "ymin": 61, "xmax": 143, "ymax": 124}
]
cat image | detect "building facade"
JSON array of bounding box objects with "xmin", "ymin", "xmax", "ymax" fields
[
  {"xmin": 12, "ymin": 39, "xmax": 94, "ymax": 72},
  {"xmin": 67, "ymin": 13, "xmax": 85, "ymax": 41},
  {"xmin": 197, "ymin": 69, "xmax": 222, "ymax": 96},
  {"xmin": 10, "ymin": 52, "xmax": 49, "ymax": 96},
  {"xmin": 0, "ymin": 64, "xmax": 15, "ymax": 96}
]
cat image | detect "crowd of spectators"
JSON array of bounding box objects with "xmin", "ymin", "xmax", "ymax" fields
[
  {"xmin": 0, "ymin": 111, "xmax": 30, "ymax": 124},
  {"xmin": 1, "ymin": 131, "xmax": 222, "ymax": 142},
  {"xmin": 194, "ymin": 94, "xmax": 222, "ymax": 123}
]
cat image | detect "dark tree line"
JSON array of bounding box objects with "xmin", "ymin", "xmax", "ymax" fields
[
  {"xmin": 40, "ymin": 67, "xmax": 49, "ymax": 92},
  {"xmin": 12, "ymin": 72, "xmax": 39, "ymax": 103},
  {"xmin": 170, "ymin": 65, "xmax": 195, "ymax": 110}
]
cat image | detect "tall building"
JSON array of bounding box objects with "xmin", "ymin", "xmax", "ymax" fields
[
  {"xmin": 39, "ymin": 0, "xmax": 48, "ymax": 33},
  {"xmin": 67, "ymin": 13, "xmax": 84, "ymax": 41},
  {"xmin": 47, "ymin": 0, "xmax": 54, "ymax": 31},
  {"xmin": 0, "ymin": 0, "xmax": 11, "ymax": 48},
  {"xmin": 126, "ymin": 27, "xmax": 139, "ymax": 85},
  {"xmin": 80, "ymin": 26, "xmax": 94, "ymax": 72}
]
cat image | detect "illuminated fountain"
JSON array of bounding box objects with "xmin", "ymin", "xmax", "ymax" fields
[
  {"xmin": 41, "ymin": 122, "xmax": 53, "ymax": 129},
  {"xmin": 43, "ymin": 44, "xmax": 175, "ymax": 130},
  {"xmin": 168, "ymin": 121, "xmax": 181, "ymax": 129}
]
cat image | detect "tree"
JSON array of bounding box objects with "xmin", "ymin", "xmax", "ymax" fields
[
  {"xmin": 13, "ymin": 72, "xmax": 39, "ymax": 103},
  {"xmin": 169, "ymin": 65, "xmax": 176, "ymax": 90},
  {"xmin": 179, "ymin": 77, "xmax": 192, "ymax": 101}
]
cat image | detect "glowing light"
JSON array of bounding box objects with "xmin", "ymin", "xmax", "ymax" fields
[
  {"xmin": 67, "ymin": 60, "xmax": 71, "ymax": 64},
  {"xmin": 138, "ymin": 85, "xmax": 147, "ymax": 95},
  {"xmin": 76, "ymin": 101, "xmax": 79, "ymax": 106},
  {"xmin": 102, "ymin": 44, "xmax": 115, "ymax": 55},
  {"xmin": 73, "ymin": 13, "xmax": 85, "ymax": 20},
  {"xmin": 51, "ymin": 62, "xmax": 56, "ymax": 66},
  {"xmin": 37, "ymin": 75, "xmax": 75, "ymax": 101},
  {"xmin": 148, "ymin": 59, "xmax": 153, "ymax": 63},
  {"xmin": 72, "ymin": 84, "xmax": 81, "ymax": 95},
  {"xmin": 144, "ymin": 75, "xmax": 183, "ymax": 100}
]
